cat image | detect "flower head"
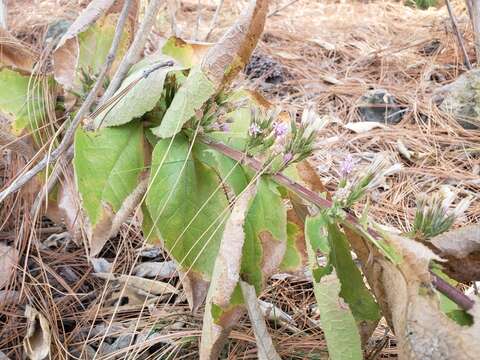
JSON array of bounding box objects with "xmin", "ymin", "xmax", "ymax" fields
[
  {"xmin": 283, "ymin": 152, "xmax": 294, "ymax": 164},
  {"xmin": 248, "ymin": 123, "xmax": 262, "ymax": 137},
  {"xmin": 273, "ymin": 122, "xmax": 289, "ymax": 137},
  {"xmin": 219, "ymin": 123, "xmax": 229, "ymax": 132},
  {"xmin": 340, "ymin": 154, "xmax": 356, "ymax": 177},
  {"xmin": 413, "ymin": 190, "xmax": 472, "ymax": 239},
  {"xmin": 301, "ymin": 103, "xmax": 327, "ymax": 139}
]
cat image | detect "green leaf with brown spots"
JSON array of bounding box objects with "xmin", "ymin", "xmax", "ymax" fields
[{"xmin": 73, "ymin": 120, "xmax": 144, "ymax": 255}]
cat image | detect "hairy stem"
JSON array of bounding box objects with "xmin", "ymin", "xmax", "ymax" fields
[{"xmin": 199, "ymin": 135, "xmax": 475, "ymax": 311}]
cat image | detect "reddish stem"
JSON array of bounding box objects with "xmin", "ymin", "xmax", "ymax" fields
[{"xmin": 200, "ymin": 136, "xmax": 475, "ymax": 311}]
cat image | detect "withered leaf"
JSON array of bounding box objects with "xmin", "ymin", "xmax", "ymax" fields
[
  {"xmin": 23, "ymin": 306, "xmax": 51, "ymax": 360},
  {"xmin": 430, "ymin": 224, "xmax": 480, "ymax": 282},
  {"xmin": 0, "ymin": 243, "xmax": 17, "ymax": 289},
  {"xmin": 200, "ymin": 185, "xmax": 257, "ymax": 360}
]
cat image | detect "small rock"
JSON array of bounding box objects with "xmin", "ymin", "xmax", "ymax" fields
[
  {"xmin": 357, "ymin": 89, "xmax": 405, "ymax": 125},
  {"xmin": 434, "ymin": 69, "xmax": 480, "ymax": 130},
  {"xmin": 245, "ymin": 52, "xmax": 288, "ymax": 85}
]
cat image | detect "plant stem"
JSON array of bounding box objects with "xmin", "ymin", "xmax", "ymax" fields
[
  {"xmin": 199, "ymin": 135, "xmax": 475, "ymax": 311},
  {"xmin": 99, "ymin": 0, "xmax": 163, "ymax": 106}
]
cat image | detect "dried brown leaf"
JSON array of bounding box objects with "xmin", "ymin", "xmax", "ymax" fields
[
  {"xmin": 116, "ymin": 274, "xmax": 178, "ymax": 296},
  {"xmin": 0, "ymin": 243, "xmax": 17, "ymax": 289},
  {"xmin": 201, "ymin": 0, "xmax": 269, "ymax": 88},
  {"xmin": 430, "ymin": 224, "xmax": 480, "ymax": 282},
  {"xmin": 0, "ymin": 122, "xmax": 35, "ymax": 158},
  {"xmin": 200, "ymin": 185, "xmax": 257, "ymax": 360},
  {"xmin": 344, "ymin": 121, "xmax": 387, "ymax": 133},
  {"xmin": 0, "ymin": 28, "xmax": 37, "ymax": 73},
  {"xmin": 378, "ymin": 235, "xmax": 480, "ymax": 360},
  {"xmin": 87, "ymin": 176, "xmax": 148, "ymax": 257},
  {"xmin": 23, "ymin": 306, "xmax": 51, "ymax": 360},
  {"xmin": 46, "ymin": 166, "xmax": 82, "ymax": 244},
  {"xmin": 178, "ymin": 270, "xmax": 210, "ymax": 312},
  {"xmin": 88, "ymin": 202, "xmax": 115, "ymax": 257},
  {"xmin": 133, "ymin": 261, "xmax": 177, "ymax": 279},
  {"xmin": 259, "ymin": 230, "xmax": 287, "ymax": 278}
]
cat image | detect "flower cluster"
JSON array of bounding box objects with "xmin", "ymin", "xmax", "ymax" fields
[
  {"xmin": 333, "ymin": 155, "xmax": 402, "ymax": 208},
  {"xmin": 196, "ymin": 99, "xmax": 232, "ymax": 134},
  {"xmin": 413, "ymin": 190, "xmax": 472, "ymax": 239},
  {"xmin": 244, "ymin": 103, "xmax": 328, "ymax": 172},
  {"xmin": 281, "ymin": 104, "xmax": 328, "ymax": 168},
  {"xmin": 246, "ymin": 107, "xmax": 283, "ymax": 152}
]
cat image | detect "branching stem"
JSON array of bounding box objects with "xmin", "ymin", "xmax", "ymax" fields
[{"xmin": 200, "ymin": 135, "xmax": 475, "ymax": 311}]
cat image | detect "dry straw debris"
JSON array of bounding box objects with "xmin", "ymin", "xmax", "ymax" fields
[{"xmin": 1, "ymin": 0, "xmax": 479, "ymax": 359}]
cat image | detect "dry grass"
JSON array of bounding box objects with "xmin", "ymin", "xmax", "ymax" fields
[{"xmin": 1, "ymin": 0, "xmax": 479, "ymax": 359}]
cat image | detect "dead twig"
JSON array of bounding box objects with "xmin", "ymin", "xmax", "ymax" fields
[
  {"xmin": 167, "ymin": 0, "xmax": 180, "ymax": 36},
  {"xmin": 99, "ymin": 0, "xmax": 163, "ymax": 105},
  {"xmin": 0, "ymin": 0, "xmax": 133, "ymax": 204},
  {"xmin": 204, "ymin": 0, "xmax": 224, "ymax": 41},
  {"xmin": 445, "ymin": 0, "xmax": 472, "ymax": 70},
  {"xmin": 268, "ymin": 0, "xmax": 300, "ymax": 18},
  {"xmin": 0, "ymin": 0, "xmax": 7, "ymax": 29},
  {"xmin": 194, "ymin": 0, "xmax": 202, "ymax": 40},
  {"xmin": 470, "ymin": 0, "xmax": 480, "ymax": 62}
]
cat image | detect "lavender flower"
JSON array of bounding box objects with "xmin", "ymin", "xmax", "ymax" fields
[
  {"xmin": 273, "ymin": 122, "xmax": 289, "ymax": 137},
  {"xmin": 283, "ymin": 152, "xmax": 294, "ymax": 164},
  {"xmin": 219, "ymin": 123, "xmax": 229, "ymax": 132},
  {"xmin": 249, "ymin": 123, "xmax": 262, "ymax": 137},
  {"xmin": 340, "ymin": 154, "xmax": 355, "ymax": 177}
]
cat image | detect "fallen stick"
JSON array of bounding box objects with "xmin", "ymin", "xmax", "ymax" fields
[
  {"xmin": 445, "ymin": 0, "xmax": 472, "ymax": 70},
  {"xmin": 99, "ymin": 0, "xmax": 163, "ymax": 105}
]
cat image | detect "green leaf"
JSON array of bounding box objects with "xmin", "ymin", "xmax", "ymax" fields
[
  {"xmin": 279, "ymin": 222, "xmax": 303, "ymax": 272},
  {"xmin": 0, "ymin": 69, "xmax": 48, "ymax": 136},
  {"xmin": 439, "ymin": 292, "xmax": 473, "ymax": 326},
  {"xmin": 241, "ymin": 178, "xmax": 287, "ymax": 292},
  {"xmin": 162, "ymin": 37, "xmax": 210, "ymax": 67},
  {"xmin": 151, "ymin": 66, "xmax": 216, "ymax": 139},
  {"xmin": 73, "ymin": 120, "xmax": 144, "ymax": 227},
  {"xmin": 195, "ymin": 146, "xmax": 249, "ymax": 196},
  {"xmin": 77, "ymin": 14, "xmax": 129, "ymax": 79},
  {"xmin": 310, "ymin": 274, "xmax": 363, "ymax": 360},
  {"xmin": 327, "ymin": 223, "xmax": 381, "ymax": 323},
  {"xmin": 433, "ymin": 268, "xmax": 473, "ymax": 326},
  {"xmin": 196, "ymin": 146, "xmax": 288, "ymax": 291},
  {"xmin": 94, "ymin": 58, "xmax": 183, "ymax": 128},
  {"xmin": 145, "ymin": 134, "xmax": 229, "ymax": 277},
  {"xmin": 305, "ymin": 216, "xmax": 363, "ymax": 360},
  {"xmin": 141, "ymin": 204, "xmax": 162, "ymax": 244},
  {"xmin": 305, "ymin": 213, "xmax": 330, "ymax": 254},
  {"xmin": 53, "ymin": 3, "xmax": 136, "ymax": 93}
]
